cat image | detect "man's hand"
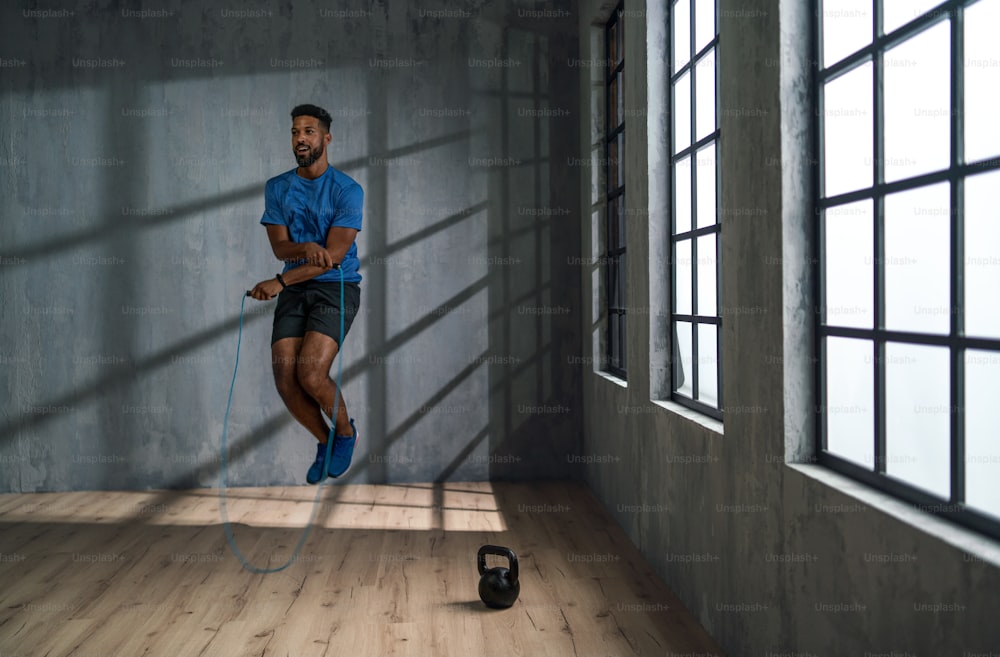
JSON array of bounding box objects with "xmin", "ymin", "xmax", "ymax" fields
[
  {"xmin": 249, "ymin": 277, "xmax": 284, "ymax": 301},
  {"xmin": 302, "ymin": 242, "xmax": 334, "ymax": 269}
]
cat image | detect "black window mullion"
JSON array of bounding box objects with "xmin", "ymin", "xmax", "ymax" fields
[
  {"xmin": 689, "ymin": 3, "xmax": 697, "ymax": 169},
  {"xmin": 952, "ymin": 315, "xmax": 965, "ymax": 504},
  {"xmin": 823, "ymin": 326, "xmax": 1000, "ymax": 352},
  {"xmin": 873, "ymin": 0, "xmax": 887, "ymax": 475},
  {"xmin": 820, "ymin": 336, "xmax": 829, "ymax": 452},
  {"xmin": 715, "ymin": 320, "xmax": 723, "ymax": 408},
  {"xmin": 819, "ymin": 207, "xmax": 828, "ymax": 328},
  {"xmin": 691, "ymin": 240, "xmax": 700, "ymax": 401},
  {"xmin": 874, "ymin": 191, "xmax": 887, "ymax": 474},
  {"xmin": 688, "ymin": 0, "xmax": 698, "ymax": 405},
  {"xmin": 672, "ymin": 314, "xmax": 721, "ymax": 325},
  {"xmin": 821, "ymin": 158, "xmax": 1000, "ymax": 212},
  {"xmin": 950, "ymin": 4, "xmax": 966, "ymax": 505},
  {"xmin": 674, "ymin": 223, "xmax": 720, "ymax": 241}
]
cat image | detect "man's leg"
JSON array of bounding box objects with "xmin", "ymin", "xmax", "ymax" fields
[
  {"xmin": 295, "ymin": 330, "xmax": 351, "ymax": 436},
  {"xmin": 271, "ymin": 337, "xmax": 330, "ymax": 443}
]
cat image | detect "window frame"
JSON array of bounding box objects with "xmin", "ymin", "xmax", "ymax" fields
[
  {"xmin": 605, "ymin": 1, "xmax": 627, "ymax": 379},
  {"xmin": 669, "ymin": 0, "xmax": 723, "ymax": 420},
  {"xmin": 815, "ymin": 0, "xmax": 1000, "ymax": 541}
]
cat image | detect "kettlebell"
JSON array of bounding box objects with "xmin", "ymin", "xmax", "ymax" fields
[{"xmin": 477, "ymin": 545, "xmax": 519, "ymax": 608}]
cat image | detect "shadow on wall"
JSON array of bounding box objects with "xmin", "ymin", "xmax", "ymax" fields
[{"xmin": 0, "ymin": 0, "xmax": 581, "ymax": 493}]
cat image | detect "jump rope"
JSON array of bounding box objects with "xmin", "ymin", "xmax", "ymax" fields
[{"xmin": 218, "ymin": 264, "xmax": 345, "ymax": 573}]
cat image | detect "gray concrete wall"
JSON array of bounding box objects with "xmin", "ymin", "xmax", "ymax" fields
[
  {"xmin": 0, "ymin": 0, "xmax": 582, "ymax": 491},
  {"xmin": 578, "ymin": 0, "xmax": 1000, "ymax": 655}
]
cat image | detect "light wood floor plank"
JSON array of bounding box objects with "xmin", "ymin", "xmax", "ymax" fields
[{"xmin": 0, "ymin": 482, "xmax": 725, "ymax": 657}]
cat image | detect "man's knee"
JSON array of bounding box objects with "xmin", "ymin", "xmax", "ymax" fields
[{"xmin": 296, "ymin": 362, "xmax": 329, "ymax": 399}]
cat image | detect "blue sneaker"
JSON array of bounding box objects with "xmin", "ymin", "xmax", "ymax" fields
[
  {"xmin": 327, "ymin": 418, "xmax": 358, "ymax": 478},
  {"xmin": 306, "ymin": 441, "xmax": 332, "ymax": 484}
]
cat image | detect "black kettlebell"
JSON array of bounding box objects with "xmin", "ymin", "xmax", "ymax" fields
[{"xmin": 477, "ymin": 545, "xmax": 519, "ymax": 609}]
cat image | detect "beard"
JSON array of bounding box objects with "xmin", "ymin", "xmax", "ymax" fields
[{"xmin": 294, "ymin": 144, "xmax": 323, "ymax": 168}]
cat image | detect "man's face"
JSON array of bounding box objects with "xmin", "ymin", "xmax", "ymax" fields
[{"xmin": 291, "ymin": 115, "xmax": 330, "ymax": 167}]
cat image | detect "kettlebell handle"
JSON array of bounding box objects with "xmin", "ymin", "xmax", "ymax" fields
[{"xmin": 477, "ymin": 544, "xmax": 518, "ymax": 583}]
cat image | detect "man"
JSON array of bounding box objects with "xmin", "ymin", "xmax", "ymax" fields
[{"xmin": 249, "ymin": 104, "xmax": 362, "ymax": 484}]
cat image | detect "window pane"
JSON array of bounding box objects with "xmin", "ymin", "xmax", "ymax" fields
[
  {"xmin": 617, "ymin": 195, "xmax": 626, "ymax": 246},
  {"xmin": 883, "ymin": 21, "xmax": 951, "ymax": 182},
  {"xmin": 617, "ymin": 132, "xmax": 625, "ymax": 188},
  {"xmin": 823, "ymin": 62, "xmax": 873, "ymax": 197},
  {"xmin": 620, "ymin": 313, "xmax": 627, "ymax": 369},
  {"xmin": 617, "ymin": 8, "xmax": 624, "ymax": 66},
  {"xmin": 695, "ymin": 49, "xmax": 716, "ymax": 141},
  {"xmin": 618, "ymin": 253, "xmax": 626, "ymax": 308},
  {"xmin": 609, "ymin": 22, "xmax": 617, "ymax": 73},
  {"xmin": 885, "ymin": 343, "xmax": 950, "ymax": 498},
  {"xmin": 617, "ymin": 75, "xmax": 625, "ymax": 129},
  {"xmin": 609, "ymin": 312, "xmax": 619, "ymax": 364},
  {"xmin": 674, "ymin": 321, "xmax": 693, "ymax": 396},
  {"xmin": 608, "ymin": 135, "xmax": 618, "ymax": 193},
  {"xmin": 825, "ymin": 201, "xmax": 875, "ymax": 328},
  {"xmin": 698, "ymin": 323, "xmax": 718, "ymax": 407},
  {"xmin": 694, "ymin": 0, "xmax": 715, "ymax": 54},
  {"xmin": 966, "ymin": 349, "xmax": 1000, "ymax": 518},
  {"xmin": 675, "ymin": 154, "xmax": 692, "ymax": 233},
  {"xmin": 609, "ymin": 78, "xmax": 618, "ymax": 127},
  {"xmin": 822, "ymin": 0, "xmax": 873, "ymax": 67},
  {"xmin": 696, "ymin": 142, "xmax": 716, "ymax": 228},
  {"xmin": 675, "ymin": 239, "xmax": 692, "ymax": 315},
  {"xmin": 618, "ymin": 132, "xmax": 625, "ymax": 187},
  {"xmin": 608, "ymin": 200, "xmax": 620, "ymax": 250},
  {"xmin": 674, "ymin": 0, "xmax": 691, "ymax": 73},
  {"xmin": 674, "ymin": 70, "xmax": 692, "ymax": 154},
  {"xmin": 609, "ymin": 257, "xmax": 621, "ymax": 307},
  {"xmin": 965, "ymin": 170, "xmax": 1000, "ymax": 338},
  {"xmin": 884, "ymin": 183, "xmax": 950, "ymax": 334},
  {"xmin": 965, "ymin": 0, "xmax": 1000, "ymax": 163},
  {"xmin": 826, "ymin": 336, "xmax": 875, "ymax": 467},
  {"xmin": 696, "ymin": 234, "xmax": 717, "ymax": 316},
  {"xmin": 882, "ymin": 0, "xmax": 944, "ymax": 35}
]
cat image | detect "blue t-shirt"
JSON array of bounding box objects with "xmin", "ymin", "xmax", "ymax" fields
[{"xmin": 260, "ymin": 166, "xmax": 363, "ymax": 284}]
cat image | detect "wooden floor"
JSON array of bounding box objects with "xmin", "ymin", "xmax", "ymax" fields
[{"xmin": 0, "ymin": 481, "xmax": 724, "ymax": 657}]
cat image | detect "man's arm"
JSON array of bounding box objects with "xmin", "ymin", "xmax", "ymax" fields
[
  {"xmin": 266, "ymin": 224, "xmax": 334, "ymax": 269},
  {"xmin": 276, "ymin": 226, "xmax": 358, "ymax": 286},
  {"xmin": 324, "ymin": 226, "xmax": 359, "ymax": 269},
  {"xmin": 250, "ymin": 225, "xmax": 358, "ymax": 299}
]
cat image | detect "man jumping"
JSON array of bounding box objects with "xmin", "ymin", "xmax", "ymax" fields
[{"xmin": 249, "ymin": 104, "xmax": 362, "ymax": 484}]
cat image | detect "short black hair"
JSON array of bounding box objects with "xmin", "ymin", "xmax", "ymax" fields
[{"xmin": 290, "ymin": 104, "xmax": 332, "ymax": 132}]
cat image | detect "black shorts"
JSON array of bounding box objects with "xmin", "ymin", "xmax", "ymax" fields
[{"xmin": 271, "ymin": 279, "xmax": 361, "ymax": 346}]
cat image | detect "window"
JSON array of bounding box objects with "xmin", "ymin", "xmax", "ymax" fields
[
  {"xmin": 605, "ymin": 2, "xmax": 627, "ymax": 378},
  {"xmin": 817, "ymin": 0, "xmax": 1000, "ymax": 538},
  {"xmin": 670, "ymin": 0, "xmax": 721, "ymax": 419}
]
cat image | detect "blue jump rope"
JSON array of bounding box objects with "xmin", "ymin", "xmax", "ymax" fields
[{"xmin": 219, "ymin": 265, "xmax": 345, "ymax": 573}]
